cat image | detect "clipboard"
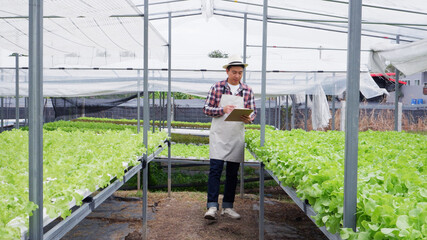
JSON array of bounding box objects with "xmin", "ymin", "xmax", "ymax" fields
[{"xmin": 224, "ymin": 108, "xmax": 253, "ymax": 122}]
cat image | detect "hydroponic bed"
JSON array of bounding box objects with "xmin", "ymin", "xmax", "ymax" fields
[
  {"xmin": 246, "ymin": 129, "xmax": 426, "ymax": 240},
  {"xmin": 0, "ymin": 121, "xmax": 168, "ymax": 239}
]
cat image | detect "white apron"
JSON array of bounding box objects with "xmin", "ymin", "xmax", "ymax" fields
[{"xmin": 209, "ymin": 94, "xmax": 245, "ymax": 163}]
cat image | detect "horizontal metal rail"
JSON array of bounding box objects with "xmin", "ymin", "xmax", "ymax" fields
[
  {"xmin": 42, "ymin": 143, "xmax": 166, "ymax": 240},
  {"xmin": 0, "ymin": 66, "xmax": 368, "ymax": 73},
  {"xmin": 154, "ymin": 156, "xmax": 261, "ymax": 167}
]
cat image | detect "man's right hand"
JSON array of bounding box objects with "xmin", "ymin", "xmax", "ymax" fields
[{"xmin": 223, "ymin": 105, "xmax": 236, "ymax": 114}]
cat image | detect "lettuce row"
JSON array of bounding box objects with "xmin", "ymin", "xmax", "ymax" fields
[
  {"xmin": 0, "ymin": 128, "xmax": 167, "ymax": 240},
  {"xmin": 246, "ymin": 129, "xmax": 426, "ymax": 240}
]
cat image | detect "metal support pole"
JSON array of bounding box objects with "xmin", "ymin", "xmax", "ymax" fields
[
  {"xmin": 137, "ymin": 70, "xmax": 141, "ymax": 133},
  {"xmin": 285, "ymin": 95, "xmax": 289, "ymax": 130},
  {"xmin": 172, "ymin": 92, "xmax": 175, "ymax": 121},
  {"xmin": 343, "ymin": 0, "xmax": 362, "ymax": 231},
  {"xmin": 278, "ymin": 97, "xmax": 281, "ymax": 130},
  {"xmin": 80, "ymin": 97, "xmax": 84, "ymax": 117},
  {"xmin": 159, "ymin": 93, "xmax": 162, "ymax": 129},
  {"xmin": 137, "ymin": 70, "xmax": 141, "ymax": 191},
  {"xmin": 274, "ymin": 97, "xmax": 277, "ymax": 128},
  {"xmin": 340, "ymin": 101, "xmax": 346, "ymax": 131},
  {"xmin": 243, "ymin": 13, "xmax": 248, "ymax": 84},
  {"xmin": 25, "ymin": 97, "xmax": 28, "ymax": 126},
  {"xmin": 331, "ymin": 95, "xmax": 336, "ymax": 130},
  {"xmin": 1, "ymin": 69, "xmax": 3, "ymax": 132},
  {"xmin": 1, "ymin": 97, "xmax": 3, "ymax": 132},
  {"xmin": 25, "ymin": 72, "xmax": 28, "ymax": 126},
  {"xmin": 6, "ymin": 97, "xmax": 10, "ymax": 121},
  {"xmin": 397, "ymin": 102, "xmax": 402, "ymax": 132},
  {"xmin": 14, "ymin": 53, "xmax": 20, "ymax": 129},
  {"xmin": 159, "ymin": 92, "xmax": 163, "ymax": 131},
  {"xmin": 159, "ymin": 92, "xmax": 165, "ymax": 131},
  {"xmin": 24, "ymin": 72, "xmax": 29, "ymax": 126},
  {"xmin": 291, "ymin": 95, "xmax": 295, "ymax": 129},
  {"xmin": 260, "ymin": 2, "xmax": 268, "ymax": 239},
  {"xmin": 152, "ymin": 92, "xmax": 155, "ymax": 133},
  {"xmin": 332, "ymin": 73, "xmax": 336, "ymax": 130},
  {"xmin": 259, "ymin": 162, "xmax": 265, "ymax": 240},
  {"xmin": 240, "ymin": 13, "xmax": 247, "ymax": 190},
  {"xmin": 332, "ymin": 73, "xmax": 337, "ymax": 130},
  {"xmin": 142, "ymin": 0, "xmax": 149, "ymax": 238},
  {"xmin": 28, "ymin": 0, "xmax": 43, "ymax": 239},
  {"xmin": 159, "ymin": 92, "xmax": 162, "ymax": 130},
  {"xmin": 394, "ymin": 35, "xmax": 400, "ymax": 131},
  {"xmin": 304, "ymin": 95, "xmax": 308, "ymax": 131},
  {"xmin": 260, "ymin": 0, "xmax": 267, "ymax": 146},
  {"xmin": 43, "ymin": 98, "xmax": 47, "ymax": 124},
  {"xmin": 163, "ymin": 92, "xmax": 166, "ymax": 129},
  {"xmin": 268, "ymin": 97, "xmax": 271, "ymax": 126},
  {"xmin": 163, "ymin": 92, "xmax": 166, "ymax": 130},
  {"xmin": 143, "ymin": 159, "xmax": 148, "ymax": 239},
  {"xmin": 167, "ymin": 140, "xmax": 172, "ymax": 197},
  {"xmin": 62, "ymin": 98, "xmax": 66, "ymax": 121},
  {"xmin": 167, "ymin": 12, "xmax": 172, "ymax": 198},
  {"xmin": 240, "ymin": 162, "xmax": 244, "ymax": 198}
]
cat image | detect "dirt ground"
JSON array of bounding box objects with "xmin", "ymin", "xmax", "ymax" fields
[{"xmin": 63, "ymin": 187, "xmax": 327, "ymax": 240}]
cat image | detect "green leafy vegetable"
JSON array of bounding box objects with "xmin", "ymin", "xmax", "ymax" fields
[
  {"xmin": 0, "ymin": 125, "xmax": 167, "ymax": 239},
  {"xmin": 246, "ymin": 129, "xmax": 426, "ymax": 239}
]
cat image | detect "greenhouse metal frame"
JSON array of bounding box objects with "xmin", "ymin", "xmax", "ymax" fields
[{"xmin": 1, "ymin": 0, "xmax": 426, "ymax": 239}]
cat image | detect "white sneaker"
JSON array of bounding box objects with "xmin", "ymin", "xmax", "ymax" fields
[
  {"xmin": 221, "ymin": 208, "xmax": 241, "ymax": 219},
  {"xmin": 204, "ymin": 207, "xmax": 218, "ymax": 220}
]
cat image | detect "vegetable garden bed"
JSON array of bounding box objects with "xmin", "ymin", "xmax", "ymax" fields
[
  {"xmin": 246, "ymin": 129, "xmax": 426, "ymax": 239},
  {"xmin": 0, "ymin": 122, "xmax": 167, "ymax": 239},
  {"xmin": 73, "ymin": 117, "xmax": 275, "ymax": 130},
  {"xmin": 3, "ymin": 118, "xmax": 425, "ymax": 239}
]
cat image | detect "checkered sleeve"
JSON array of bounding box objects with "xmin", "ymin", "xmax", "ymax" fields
[
  {"xmin": 203, "ymin": 83, "xmax": 224, "ymax": 117},
  {"xmin": 244, "ymin": 86, "xmax": 257, "ymax": 121}
]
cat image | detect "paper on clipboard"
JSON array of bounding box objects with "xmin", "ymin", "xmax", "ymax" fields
[{"xmin": 224, "ymin": 108, "xmax": 253, "ymax": 121}]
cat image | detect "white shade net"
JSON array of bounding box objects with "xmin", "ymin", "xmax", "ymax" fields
[{"xmin": 0, "ymin": 0, "xmax": 167, "ymax": 68}]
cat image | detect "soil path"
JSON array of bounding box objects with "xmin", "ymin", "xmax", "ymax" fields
[{"xmin": 63, "ymin": 188, "xmax": 328, "ymax": 240}]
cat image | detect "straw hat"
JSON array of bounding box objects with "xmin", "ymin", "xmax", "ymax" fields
[{"xmin": 222, "ymin": 54, "xmax": 248, "ymax": 69}]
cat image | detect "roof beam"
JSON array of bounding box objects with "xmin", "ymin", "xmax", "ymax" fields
[
  {"xmin": 135, "ymin": 0, "xmax": 190, "ymax": 7},
  {"xmin": 213, "ymin": 12, "xmax": 417, "ymax": 42},
  {"xmin": 222, "ymin": 0, "xmax": 427, "ymax": 17},
  {"xmin": 0, "ymin": 66, "xmax": 358, "ymax": 74},
  {"xmin": 0, "ymin": 16, "xmax": 63, "ymax": 19},
  {"xmin": 220, "ymin": 0, "xmax": 348, "ymax": 20},
  {"xmin": 322, "ymin": 0, "xmax": 427, "ymax": 16},
  {"xmin": 268, "ymin": 17, "xmax": 427, "ymax": 27},
  {"xmin": 0, "ymin": 8, "xmax": 202, "ymax": 19},
  {"xmin": 246, "ymin": 44, "xmax": 372, "ymax": 52}
]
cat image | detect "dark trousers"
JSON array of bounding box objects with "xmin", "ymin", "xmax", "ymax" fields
[{"xmin": 207, "ymin": 159, "xmax": 240, "ymax": 209}]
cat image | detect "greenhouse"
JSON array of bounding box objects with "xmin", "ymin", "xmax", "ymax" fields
[{"xmin": 0, "ymin": 0, "xmax": 426, "ymax": 240}]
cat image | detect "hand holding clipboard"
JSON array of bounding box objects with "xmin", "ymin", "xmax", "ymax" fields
[{"xmin": 224, "ymin": 108, "xmax": 254, "ymax": 122}]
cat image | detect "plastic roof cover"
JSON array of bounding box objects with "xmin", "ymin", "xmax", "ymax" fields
[
  {"xmin": 369, "ymin": 38, "xmax": 427, "ymax": 76},
  {"xmin": 0, "ymin": 0, "xmax": 427, "ymax": 98},
  {"xmin": 0, "ymin": 0, "xmax": 167, "ymax": 67}
]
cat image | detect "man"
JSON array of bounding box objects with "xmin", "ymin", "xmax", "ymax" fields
[{"xmin": 202, "ymin": 55, "xmax": 257, "ymax": 220}]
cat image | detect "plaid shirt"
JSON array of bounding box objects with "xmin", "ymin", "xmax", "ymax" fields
[{"xmin": 203, "ymin": 79, "xmax": 257, "ymax": 121}]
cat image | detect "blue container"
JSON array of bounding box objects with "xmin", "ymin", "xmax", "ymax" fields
[
  {"xmin": 417, "ymin": 99, "xmax": 424, "ymax": 104},
  {"xmin": 411, "ymin": 99, "xmax": 417, "ymax": 105}
]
